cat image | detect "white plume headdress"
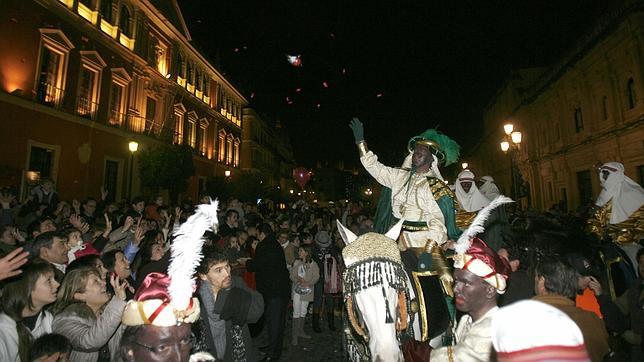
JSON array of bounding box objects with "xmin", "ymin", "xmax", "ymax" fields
[
  {"xmin": 122, "ymin": 199, "xmax": 219, "ymax": 326},
  {"xmin": 454, "ymin": 195, "xmax": 513, "ymax": 254}
]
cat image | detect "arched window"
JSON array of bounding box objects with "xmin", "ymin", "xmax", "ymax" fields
[
  {"xmin": 627, "ymin": 78, "xmax": 637, "ymax": 109},
  {"xmin": 118, "ymin": 5, "xmax": 131, "ymax": 37}
]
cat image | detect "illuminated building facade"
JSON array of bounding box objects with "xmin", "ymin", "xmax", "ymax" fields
[
  {"xmin": 0, "ymin": 0, "xmax": 246, "ymax": 200},
  {"xmin": 472, "ymin": 3, "xmax": 644, "ymax": 210}
]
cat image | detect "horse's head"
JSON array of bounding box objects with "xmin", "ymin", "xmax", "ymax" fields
[{"xmin": 337, "ymin": 220, "xmax": 408, "ymax": 362}]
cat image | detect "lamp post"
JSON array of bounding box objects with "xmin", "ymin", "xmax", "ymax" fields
[
  {"xmin": 128, "ymin": 141, "xmax": 139, "ymax": 201},
  {"xmin": 499, "ymin": 123, "xmax": 523, "ymax": 202}
]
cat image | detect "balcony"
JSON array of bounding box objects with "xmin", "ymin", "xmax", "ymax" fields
[
  {"xmin": 76, "ymin": 96, "xmax": 99, "ymax": 120},
  {"xmin": 35, "ymin": 81, "xmax": 64, "ymax": 109}
]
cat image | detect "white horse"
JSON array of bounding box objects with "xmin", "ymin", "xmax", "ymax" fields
[{"xmin": 337, "ymin": 219, "xmax": 414, "ymax": 362}]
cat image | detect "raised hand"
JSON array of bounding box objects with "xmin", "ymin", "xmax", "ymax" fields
[
  {"xmin": 100, "ymin": 186, "xmax": 108, "ymax": 201},
  {"xmin": 133, "ymin": 219, "xmax": 145, "ymax": 246},
  {"xmin": 0, "ymin": 193, "xmax": 15, "ymax": 209},
  {"xmin": 122, "ymin": 216, "xmax": 134, "ymax": 232},
  {"xmin": 69, "ymin": 214, "xmax": 83, "ymax": 229},
  {"xmin": 103, "ymin": 214, "xmax": 113, "ymax": 237},
  {"xmin": 0, "ymin": 247, "xmax": 29, "ymax": 281},
  {"xmin": 110, "ymin": 273, "xmax": 127, "ymax": 300},
  {"xmin": 349, "ymin": 117, "xmax": 364, "ymax": 144},
  {"xmin": 72, "ymin": 199, "xmax": 81, "ymax": 213}
]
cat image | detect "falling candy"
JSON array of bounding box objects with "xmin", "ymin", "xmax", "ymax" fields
[
  {"xmin": 322, "ymin": 81, "xmax": 329, "ymax": 88},
  {"xmin": 286, "ymin": 54, "xmax": 302, "ymax": 67},
  {"xmin": 295, "ymin": 87, "xmax": 302, "ymax": 93},
  {"xmin": 376, "ymin": 93, "xmax": 383, "ymax": 98}
]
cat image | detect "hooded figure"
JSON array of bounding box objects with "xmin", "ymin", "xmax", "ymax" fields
[
  {"xmin": 479, "ymin": 176, "xmax": 501, "ymax": 201},
  {"xmin": 588, "ymin": 162, "xmax": 644, "ymax": 248},
  {"xmin": 455, "ymin": 170, "xmax": 490, "ymax": 213}
]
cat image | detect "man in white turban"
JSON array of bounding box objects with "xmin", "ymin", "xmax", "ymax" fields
[
  {"xmin": 455, "ymin": 170, "xmax": 490, "ymax": 229},
  {"xmin": 588, "ymin": 162, "xmax": 644, "ymax": 269},
  {"xmin": 478, "ymin": 176, "xmax": 501, "ymax": 201}
]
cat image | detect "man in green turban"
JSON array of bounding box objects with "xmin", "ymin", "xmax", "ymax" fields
[{"xmin": 349, "ymin": 118, "xmax": 462, "ymax": 343}]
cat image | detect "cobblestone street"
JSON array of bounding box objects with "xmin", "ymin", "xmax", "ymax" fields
[{"xmin": 253, "ymin": 313, "xmax": 347, "ymax": 361}]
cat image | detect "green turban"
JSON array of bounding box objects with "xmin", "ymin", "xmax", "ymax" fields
[{"xmin": 407, "ymin": 129, "xmax": 460, "ymax": 166}]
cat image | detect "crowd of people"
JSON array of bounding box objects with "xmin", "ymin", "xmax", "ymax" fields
[
  {"xmin": 0, "ymin": 179, "xmax": 366, "ymax": 361},
  {"xmin": 0, "ymin": 127, "xmax": 642, "ymax": 361}
]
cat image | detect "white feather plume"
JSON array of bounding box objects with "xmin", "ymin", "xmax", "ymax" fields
[
  {"xmin": 168, "ymin": 199, "xmax": 219, "ymax": 311},
  {"xmin": 454, "ymin": 195, "xmax": 513, "ymax": 254}
]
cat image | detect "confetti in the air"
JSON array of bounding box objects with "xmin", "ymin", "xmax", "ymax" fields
[
  {"xmin": 341, "ymin": 68, "xmax": 347, "ymax": 75},
  {"xmin": 250, "ymin": 92, "xmax": 255, "ymax": 99},
  {"xmin": 316, "ymin": 103, "xmax": 321, "ymax": 108},
  {"xmin": 322, "ymin": 81, "xmax": 329, "ymax": 88},
  {"xmin": 286, "ymin": 96, "xmax": 293, "ymax": 105},
  {"xmin": 295, "ymin": 88, "xmax": 302, "ymax": 93},
  {"xmin": 376, "ymin": 93, "xmax": 384, "ymax": 98},
  {"xmin": 286, "ymin": 54, "xmax": 302, "ymax": 67}
]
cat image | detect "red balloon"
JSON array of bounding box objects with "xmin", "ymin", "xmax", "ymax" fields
[{"xmin": 293, "ymin": 167, "xmax": 311, "ymax": 189}]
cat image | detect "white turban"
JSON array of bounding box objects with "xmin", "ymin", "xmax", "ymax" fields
[
  {"xmin": 479, "ymin": 175, "xmax": 501, "ymax": 201},
  {"xmin": 596, "ymin": 162, "xmax": 644, "ymax": 224},
  {"xmin": 455, "ymin": 170, "xmax": 490, "ymax": 212}
]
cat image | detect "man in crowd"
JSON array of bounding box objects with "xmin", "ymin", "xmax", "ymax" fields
[
  {"xmin": 430, "ymin": 236, "xmax": 510, "ymax": 360},
  {"xmin": 197, "ymin": 248, "xmax": 264, "ymax": 361},
  {"xmin": 244, "ymin": 224, "xmax": 290, "ymax": 361},
  {"xmin": 219, "ymin": 209, "xmax": 240, "ymax": 238},
  {"xmin": 29, "ymin": 231, "xmax": 69, "ymax": 281},
  {"xmin": 277, "ymin": 230, "xmax": 297, "ymax": 267},
  {"xmin": 533, "ymin": 256, "xmax": 609, "ymax": 362}
]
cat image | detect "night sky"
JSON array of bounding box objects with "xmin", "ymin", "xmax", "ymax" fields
[{"xmin": 177, "ymin": 0, "xmax": 608, "ymax": 168}]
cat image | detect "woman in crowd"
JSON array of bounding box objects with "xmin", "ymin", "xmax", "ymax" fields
[
  {"xmin": 290, "ymin": 244, "xmax": 319, "ymax": 346},
  {"xmin": 52, "ymin": 266, "xmax": 127, "ymax": 362},
  {"xmin": 0, "ymin": 261, "xmax": 59, "ymax": 361},
  {"xmin": 131, "ymin": 230, "xmax": 165, "ymax": 279},
  {"xmin": 101, "ymin": 249, "xmax": 136, "ymax": 298}
]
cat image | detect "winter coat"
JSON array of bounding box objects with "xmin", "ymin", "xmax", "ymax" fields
[
  {"xmin": 0, "ymin": 311, "xmax": 53, "ymax": 362},
  {"xmin": 197, "ymin": 276, "xmax": 264, "ymax": 361},
  {"xmin": 290, "ymin": 259, "xmax": 320, "ymax": 302},
  {"xmin": 245, "ymin": 235, "xmax": 290, "ymax": 299},
  {"xmin": 52, "ymin": 297, "xmax": 126, "ymax": 362}
]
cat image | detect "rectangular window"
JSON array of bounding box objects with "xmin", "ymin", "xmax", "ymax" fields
[
  {"xmin": 36, "ymin": 47, "xmax": 63, "ymax": 107},
  {"xmin": 574, "ymin": 107, "xmax": 584, "ymax": 133},
  {"xmin": 198, "ymin": 125, "xmax": 207, "ymax": 156},
  {"xmin": 173, "ymin": 112, "xmax": 184, "ymax": 145},
  {"xmin": 109, "ymin": 82, "xmax": 124, "ymax": 125},
  {"xmin": 77, "ymin": 66, "xmax": 97, "ymax": 119},
  {"xmin": 187, "ymin": 117, "xmax": 196, "ymax": 148},
  {"xmin": 576, "ymin": 170, "xmax": 592, "ymax": 206},
  {"xmin": 145, "ymin": 97, "xmax": 156, "ymax": 132},
  {"xmin": 226, "ymin": 136, "xmax": 233, "ymax": 165},
  {"xmin": 218, "ymin": 131, "xmax": 226, "ymax": 162},
  {"xmin": 29, "ymin": 146, "xmax": 55, "ymax": 180}
]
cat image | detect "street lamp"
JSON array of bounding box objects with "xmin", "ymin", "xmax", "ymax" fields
[
  {"xmin": 127, "ymin": 141, "xmax": 139, "ymax": 201},
  {"xmin": 224, "ymin": 170, "xmax": 231, "ymax": 178},
  {"xmin": 461, "ymin": 162, "xmax": 469, "ymax": 170},
  {"xmin": 499, "ymin": 122, "xmax": 524, "ymax": 202}
]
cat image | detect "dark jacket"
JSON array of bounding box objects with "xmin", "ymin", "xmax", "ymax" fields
[
  {"xmin": 197, "ymin": 276, "xmax": 264, "ymax": 361},
  {"xmin": 534, "ymin": 294, "xmax": 610, "ymax": 362},
  {"xmin": 245, "ymin": 235, "xmax": 290, "ymax": 299}
]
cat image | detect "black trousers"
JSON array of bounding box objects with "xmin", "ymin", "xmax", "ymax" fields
[{"xmin": 264, "ymin": 296, "xmax": 288, "ymax": 359}]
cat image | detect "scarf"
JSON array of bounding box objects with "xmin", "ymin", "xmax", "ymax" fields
[{"xmin": 199, "ymin": 282, "xmax": 247, "ymax": 361}]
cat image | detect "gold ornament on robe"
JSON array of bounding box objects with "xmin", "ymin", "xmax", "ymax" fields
[{"xmin": 587, "ymin": 201, "xmax": 644, "ymax": 245}]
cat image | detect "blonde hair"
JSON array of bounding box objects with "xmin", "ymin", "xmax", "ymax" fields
[{"xmin": 52, "ymin": 266, "xmax": 100, "ymax": 316}]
